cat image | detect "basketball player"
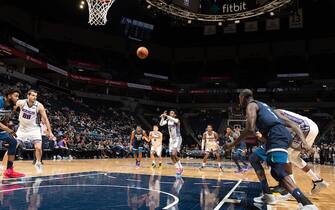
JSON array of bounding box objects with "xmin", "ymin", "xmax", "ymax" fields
[
  {"xmin": 148, "ymin": 125, "xmax": 163, "ymax": 168},
  {"xmin": 159, "ymin": 110, "xmax": 183, "ymax": 177},
  {"xmin": 199, "ymin": 124, "xmax": 223, "ymax": 172},
  {"xmin": 0, "ymin": 88, "xmax": 25, "ymax": 178},
  {"xmin": 227, "ymin": 89, "xmax": 317, "ymax": 210},
  {"xmin": 273, "ymin": 109, "xmax": 328, "ymax": 194},
  {"xmin": 231, "ymin": 137, "xmax": 250, "ymax": 173},
  {"xmin": 130, "ymin": 126, "xmax": 148, "ymax": 168},
  {"xmin": 15, "ymin": 89, "xmax": 54, "ymax": 174}
]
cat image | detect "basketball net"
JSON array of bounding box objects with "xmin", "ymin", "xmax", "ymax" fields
[{"xmin": 86, "ymin": 0, "xmax": 115, "ymax": 25}]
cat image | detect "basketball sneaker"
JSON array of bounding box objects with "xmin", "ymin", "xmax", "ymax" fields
[
  {"xmin": 298, "ymin": 203, "xmax": 319, "ymax": 210},
  {"xmin": 253, "ymin": 193, "xmax": 276, "ymax": 204},
  {"xmin": 3, "ymin": 168, "xmax": 25, "ymax": 179},
  {"xmin": 176, "ymin": 168, "xmax": 183, "ymax": 177},
  {"xmin": 242, "ymin": 165, "xmax": 252, "ymax": 172},
  {"xmin": 234, "ymin": 168, "xmax": 244, "ymax": 173},
  {"xmin": 269, "ymin": 184, "xmax": 293, "ymax": 200},
  {"xmin": 135, "ymin": 160, "xmax": 140, "ymax": 169},
  {"xmin": 311, "ymin": 179, "xmax": 329, "ymax": 195}
]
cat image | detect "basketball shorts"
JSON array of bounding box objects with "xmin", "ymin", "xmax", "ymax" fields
[
  {"xmin": 16, "ymin": 127, "xmax": 42, "ymax": 143},
  {"xmin": 133, "ymin": 146, "xmax": 145, "ymax": 153},
  {"xmin": 205, "ymin": 142, "xmax": 219, "ymax": 153},
  {"xmin": 288, "ymin": 119, "xmax": 319, "ymax": 168},
  {"xmin": 151, "ymin": 145, "xmax": 162, "ymax": 156},
  {"xmin": 169, "ymin": 136, "xmax": 182, "ymax": 153}
]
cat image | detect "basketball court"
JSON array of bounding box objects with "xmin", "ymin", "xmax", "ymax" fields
[
  {"xmin": 0, "ymin": 0, "xmax": 334, "ymax": 209},
  {"xmin": 0, "ymin": 158, "xmax": 333, "ymax": 209}
]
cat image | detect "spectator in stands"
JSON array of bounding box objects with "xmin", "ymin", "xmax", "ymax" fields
[
  {"xmin": 320, "ymin": 144, "xmax": 325, "ymax": 164},
  {"xmin": 224, "ymin": 127, "xmax": 235, "ymax": 144},
  {"xmin": 313, "ymin": 145, "xmax": 320, "ymax": 164},
  {"xmin": 330, "ymin": 144, "xmax": 335, "ymax": 165}
]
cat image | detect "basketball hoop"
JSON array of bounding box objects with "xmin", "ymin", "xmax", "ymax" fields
[{"xmin": 86, "ymin": 0, "xmax": 115, "ymax": 25}]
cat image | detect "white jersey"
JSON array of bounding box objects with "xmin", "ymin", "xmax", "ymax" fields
[
  {"xmin": 150, "ymin": 131, "xmax": 162, "ymax": 147},
  {"xmin": 278, "ymin": 109, "xmax": 310, "ymax": 134},
  {"xmin": 18, "ymin": 100, "xmax": 40, "ymax": 131},
  {"xmin": 160, "ymin": 116, "xmax": 182, "ymax": 152},
  {"xmin": 167, "ymin": 120, "xmax": 181, "ymax": 140},
  {"xmin": 204, "ymin": 131, "xmax": 217, "ymax": 143},
  {"xmin": 280, "ymin": 109, "xmax": 319, "ymax": 152}
]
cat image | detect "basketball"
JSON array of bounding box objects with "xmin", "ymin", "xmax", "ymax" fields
[{"xmin": 136, "ymin": 46, "xmax": 149, "ymax": 59}]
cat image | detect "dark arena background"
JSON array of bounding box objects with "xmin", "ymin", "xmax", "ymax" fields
[{"xmin": 0, "ymin": 0, "xmax": 334, "ymax": 209}]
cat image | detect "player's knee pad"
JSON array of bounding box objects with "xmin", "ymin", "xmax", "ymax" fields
[
  {"xmin": 270, "ymin": 163, "xmax": 288, "ymax": 181},
  {"xmin": 6, "ymin": 136, "xmax": 17, "ymax": 155}
]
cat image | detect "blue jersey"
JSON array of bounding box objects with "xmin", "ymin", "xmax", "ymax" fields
[
  {"xmin": 133, "ymin": 129, "xmax": 144, "ymax": 148},
  {"xmin": 0, "ymin": 96, "xmax": 12, "ymax": 133},
  {"xmin": 250, "ymin": 101, "xmax": 292, "ymax": 153},
  {"xmin": 252, "ymin": 100, "xmax": 283, "ymax": 134}
]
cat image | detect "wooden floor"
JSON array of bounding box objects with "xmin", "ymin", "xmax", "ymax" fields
[{"xmin": 5, "ymin": 158, "xmax": 335, "ymax": 210}]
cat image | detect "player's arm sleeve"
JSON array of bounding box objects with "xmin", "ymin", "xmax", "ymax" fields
[{"xmin": 159, "ymin": 118, "xmax": 167, "ymax": 126}]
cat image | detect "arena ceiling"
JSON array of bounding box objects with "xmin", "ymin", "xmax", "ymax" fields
[{"xmin": 2, "ymin": 0, "xmax": 335, "ymax": 46}]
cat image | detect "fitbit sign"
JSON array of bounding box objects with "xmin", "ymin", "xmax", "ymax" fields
[
  {"xmin": 200, "ymin": 0, "xmax": 278, "ymax": 15},
  {"xmin": 167, "ymin": 0, "xmax": 280, "ymax": 15},
  {"xmin": 222, "ymin": 1, "xmax": 247, "ymax": 13}
]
